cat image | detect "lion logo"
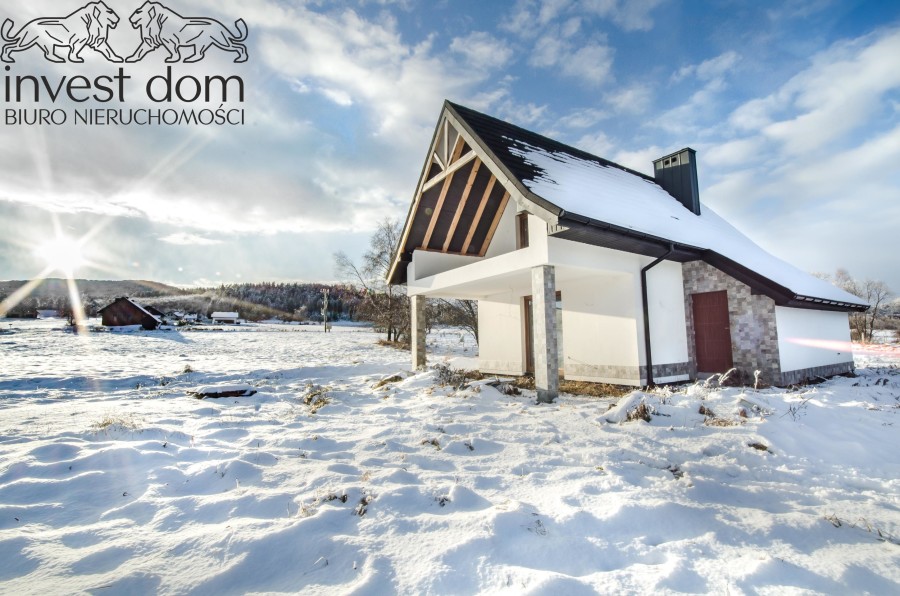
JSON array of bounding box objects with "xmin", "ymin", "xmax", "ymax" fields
[
  {"xmin": 125, "ymin": 2, "xmax": 248, "ymax": 63},
  {"xmin": 1, "ymin": 1, "xmax": 124, "ymax": 63}
]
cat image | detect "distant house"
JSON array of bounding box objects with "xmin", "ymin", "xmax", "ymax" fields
[
  {"xmin": 388, "ymin": 101, "xmax": 867, "ymax": 401},
  {"xmin": 99, "ymin": 297, "xmax": 161, "ymax": 330},
  {"xmin": 145, "ymin": 305, "xmax": 165, "ymax": 318},
  {"xmin": 211, "ymin": 312, "xmax": 240, "ymax": 324}
]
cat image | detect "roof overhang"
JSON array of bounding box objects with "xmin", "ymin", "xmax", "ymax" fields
[{"xmin": 554, "ymin": 214, "xmax": 868, "ymax": 313}]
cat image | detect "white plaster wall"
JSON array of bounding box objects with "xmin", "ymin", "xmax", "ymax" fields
[
  {"xmin": 645, "ymin": 260, "xmax": 689, "ymax": 366},
  {"xmin": 483, "ymin": 200, "xmax": 517, "ymax": 258},
  {"xmin": 547, "ymin": 237, "xmax": 640, "ymax": 274},
  {"xmin": 775, "ymin": 307, "xmax": 853, "ymax": 372},
  {"xmin": 478, "ymin": 292, "xmax": 525, "ymax": 375},
  {"xmin": 411, "ymin": 251, "xmax": 480, "ymax": 280},
  {"xmin": 559, "ymin": 274, "xmax": 642, "ymax": 383}
]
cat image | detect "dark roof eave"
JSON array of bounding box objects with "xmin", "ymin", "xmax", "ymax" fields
[
  {"xmin": 558, "ymin": 213, "xmax": 868, "ymax": 312},
  {"xmin": 557, "ymin": 212, "xmax": 705, "ymax": 255},
  {"xmin": 702, "ymin": 251, "xmax": 868, "ymax": 312}
]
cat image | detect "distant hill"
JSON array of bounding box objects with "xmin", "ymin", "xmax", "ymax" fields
[
  {"xmin": 0, "ymin": 279, "xmax": 365, "ymax": 322},
  {"xmin": 0, "ymin": 279, "xmax": 185, "ymax": 300}
]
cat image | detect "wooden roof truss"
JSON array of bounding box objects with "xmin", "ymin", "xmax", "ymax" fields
[{"xmin": 398, "ymin": 117, "xmax": 511, "ymax": 262}]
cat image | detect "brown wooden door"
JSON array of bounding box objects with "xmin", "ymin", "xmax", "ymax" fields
[{"xmin": 692, "ymin": 290, "xmax": 733, "ymax": 373}]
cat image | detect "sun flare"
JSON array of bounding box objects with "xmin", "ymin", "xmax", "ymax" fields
[{"xmin": 35, "ymin": 236, "xmax": 85, "ymax": 274}]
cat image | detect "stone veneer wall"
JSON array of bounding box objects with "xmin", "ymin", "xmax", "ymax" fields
[
  {"xmin": 565, "ymin": 362, "xmax": 691, "ymax": 385},
  {"xmin": 682, "ymin": 261, "xmax": 781, "ymax": 385}
]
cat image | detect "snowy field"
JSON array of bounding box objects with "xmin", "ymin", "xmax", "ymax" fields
[{"xmin": 0, "ymin": 318, "xmax": 898, "ymax": 594}]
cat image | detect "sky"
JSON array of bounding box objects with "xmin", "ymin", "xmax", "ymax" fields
[{"xmin": 0, "ymin": 0, "xmax": 899, "ymax": 293}]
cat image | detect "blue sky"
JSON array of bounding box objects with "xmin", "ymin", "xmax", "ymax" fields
[{"xmin": 1, "ymin": 0, "xmax": 899, "ymax": 293}]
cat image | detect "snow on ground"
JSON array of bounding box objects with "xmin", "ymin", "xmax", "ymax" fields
[{"xmin": 0, "ymin": 319, "xmax": 898, "ymax": 594}]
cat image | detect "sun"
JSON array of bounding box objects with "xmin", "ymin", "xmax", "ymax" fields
[{"xmin": 35, "ymin": 235, "xmax": 85, "ymax": 274}]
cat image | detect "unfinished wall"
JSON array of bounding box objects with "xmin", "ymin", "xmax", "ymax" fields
[
  {"xmin": 775, "ymin": 307, "xmax": 854, "ymax": 384},
  {"xmin": 483, "ymin": 200, "xmax": 517, "ymax": 258},
  {"xmin": 644, "ymin": 259, "xmax": 691, "ymax": 383},
  {"xmin": 477, "ymin": 290, "xmax": 525, "ymax": 375},
  {"xmin": 560, "ymin": 274, "xmax": 644, "ymax": 386}
]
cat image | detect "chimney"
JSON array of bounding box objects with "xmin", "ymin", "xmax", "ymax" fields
[{"xmin": 653, "ymin": 148, "xmax": 700, "ymax": 215}]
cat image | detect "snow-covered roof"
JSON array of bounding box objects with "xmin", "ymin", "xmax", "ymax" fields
[
  {"xmin": 508, "ymin": 142, "xmax": 865, "ymax": 306},
  {"xmin": 127, "ymin": 298, "xmax": 162, "ymax": 323},
  {"xmin": 211, "ymin": 312, "xmax": 239, "ymax": 319},
  {"xmin": 443, "ymin": 102, "xmax": 866, "ymax": 309}
]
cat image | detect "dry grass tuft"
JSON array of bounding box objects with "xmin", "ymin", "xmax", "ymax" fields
[
  {"xmin": 626, "ymin": 403, "xmax": 653, "ymax": 422},
  {"xmin": 377, "ymin": 339, "xmax": 409, "ymax": 350},
  {"xmin": 421, "ymin": 438, "xmax": 441, "ymax": 450},
  {"xmin": 91, "ymin": 414, "xmax": 139, "ymax": 432},
  {"xmin": 373, "ymin": 374, "xmax": 403, "ymax": 389},
  {"xmin": 507, "ymin": 376, "xmax": 630, "ymax": 399},
  {"xmin": 302, "ymin": 384, "xmax": 331, "ymax": 414}
]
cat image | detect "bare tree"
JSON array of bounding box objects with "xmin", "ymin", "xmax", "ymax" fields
[
  {"xmin": 335, "ymin": 218, "xmax": 410, "ymax": 343},
  {"xmin": 430, "ymin": 298, "xmax": 479, "ymax": 343},
  {"xmin": 822, "ymin": 269, "xmax": 892, "ymax": 342},
  {"xmin": 860, "ymin": 279, "xmax": 891, "ymax": 342}
]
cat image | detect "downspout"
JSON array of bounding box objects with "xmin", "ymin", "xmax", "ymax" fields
[{"xmin": 641, "ymin": 243, "xmax": 674, "ymax": 387}]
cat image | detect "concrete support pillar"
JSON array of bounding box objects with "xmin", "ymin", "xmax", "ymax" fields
[
  {"xmin": 531, "ymin": 265, "xmax": 558, "ymax": 403},
  {"xmin": 411, "ymin": 294, "xmax": 427, "ymax": 370}
]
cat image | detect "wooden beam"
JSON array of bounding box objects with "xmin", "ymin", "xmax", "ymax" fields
[
  {"xmin": 422, "ymin": 150, "xmax": 475, "ymax": 192},
  {"xmin": 420, "ymin": 136, "xmax": 466, "ymax": 251},
  {"xmin": 448, "ymin": 133, "xmax": 465, "ymax": 165},
  {"xmin": 421, "ymin": 172, "xmax": 454, "ymax": 249},
  {"xmin": 461, "ymin": 175, "xmax": 496, "ymax": 254},
  {"xmin": 432, "ymin": 152, "xmax": 445, "ymax": 171},
  {"xmin": 479, "ymin": 191, "xmax": 510, "ymax": 257},
  {"xmin": 443, "ymin": 159, "xmax": 482, "ymax": 252}
]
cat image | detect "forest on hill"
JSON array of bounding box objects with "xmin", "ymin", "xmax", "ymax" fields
[{"xmin": 0, "ymin": 280, "xmax": 364, "ymax": 322}]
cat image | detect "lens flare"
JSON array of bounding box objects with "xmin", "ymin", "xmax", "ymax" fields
[{"xmin": 35, "ymin": 235, "xmax": 85, "ymax": 274}]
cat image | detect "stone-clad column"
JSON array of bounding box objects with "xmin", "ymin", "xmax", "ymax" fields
[
  {"xmin": 532, "ymin": 265, "xmax": 558, "ymax": 403},
  {"xmin": 411, "ymin": 295, "xmax": 426, "ymax": 370}
]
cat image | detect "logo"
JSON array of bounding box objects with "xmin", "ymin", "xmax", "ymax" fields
[
  {"xmin": 1, "ymin": 1, "xmax": 125, "ymax": 63},
  {"xmin": 2, "ymin": 2, "xmax": 249, "ymax": 128},
  {"xmin": 125, "ymin": 2, "xmax": 248, "ymax": 64},
  {"xmin": 1, "ymin": 1, "xmax": 248, "ymax": 64}
]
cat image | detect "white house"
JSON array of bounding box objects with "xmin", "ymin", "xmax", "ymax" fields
[
  {"xmin": 387, "ymin": 101, "xmax": 868, "ymax": 402},
  {"xmin": 210, "ymin": 312, "xmax": 240, "ymax": 324}
]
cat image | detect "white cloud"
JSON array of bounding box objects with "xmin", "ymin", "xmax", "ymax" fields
[
  {"xmin": 609, "ymin": 0, "xmax": 666, "ymax": 32},
  {"xmin": 604, "ymin": 83, "xmax": 653, "ymax": 114},
  {"xmin": 529, "ymin": 35, "xmax": 615, "ymax": 86},
  {"xmin": 562, "ymin": 43, "xmax": 615, "ymax": 86},
  {"xmin": 496, "ymin": 101, "xmax": 550, "ymax": 126},
  {"xmin": 674, "ymin": 51, "xmax": 741, "ymax": 82},
  {"xmin": 703, "ymin": 137, "xmax": 766, "ymax": 168},
  {"xmin": 582, "ymin": 0, "xmax": 665, "ymax": 32},
  {"xmin": 529, "ymin": 34, "xmax": 567, "ymax": 68},
  {"xmin": 160, "ymin": 233, "xmax": 225, "ymax": 246},
  {"xmin": 756, "ymin": 28, "xmax": 900, "ymax": 155},
  {"xmin": 611, "ymin": 145, "xmax": 665, "ymax": 175},
  {"xmin": 557, "ymin": 107, "xmax": 610, "ymax": 129},
  {"xmin": 319, "ymin": 87, "xmax": 354, "ymax": 106},
  {"xmin": 574, "ymin": 131, "xmax": 615, "ymax": 156},
  {"xmin": 450, "ymin": 31, "xmax": 514, "ymax": 70}
]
